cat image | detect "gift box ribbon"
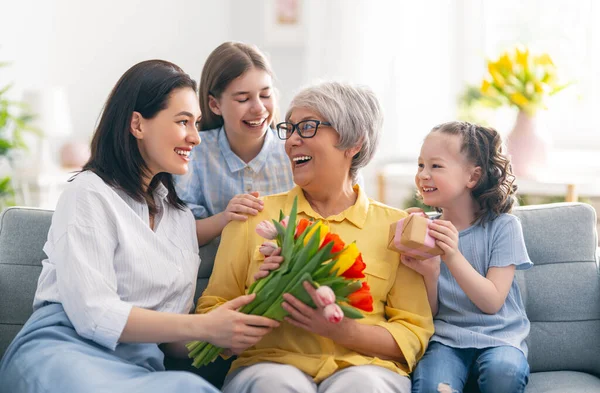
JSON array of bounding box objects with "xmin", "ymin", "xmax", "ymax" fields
[{"xmin": 393, "ymin": 214, "xmax": 438, "ymax": 259}]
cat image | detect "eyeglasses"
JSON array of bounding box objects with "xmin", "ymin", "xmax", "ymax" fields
[{"xmin": 276, "ymin": 120, "xmax": 332, "ymax": 140}]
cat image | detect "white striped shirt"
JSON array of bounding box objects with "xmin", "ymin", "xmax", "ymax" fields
[
  {"xmin": 33, "ymin": 171, "xmax": 200, "ymax": 350},
  {"xmin": 175, "ymin": 126, "xmax": 295, "ymax": 219}
]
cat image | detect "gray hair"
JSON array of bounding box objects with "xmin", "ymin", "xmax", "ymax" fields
[{"xmin": 285, "ymin": 81, "xmax": 383, "ymax": 182}]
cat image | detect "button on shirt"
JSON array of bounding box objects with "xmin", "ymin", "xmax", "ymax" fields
[
  {"xmin": 196, "ymin": 185, "xmax": 434, "ymax": 382},
  {"xmin": 175, "ymin": 127, "xmax": 295, "ymax": 219},
  {"xmin": 33, "ymin": 171, "xmax": 201, "ymax": 350}
]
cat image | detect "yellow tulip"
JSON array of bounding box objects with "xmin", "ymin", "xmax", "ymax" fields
[
  {"xmin": 331, "ymin": 242, "xmax": 360, "ymax": 276},
  {"xmin": 510, "ymin": 92, "xmax": 529, "ymax": 107},
  {"xmin": 535, "ymin": 54, "xmax": 554, "ymax": 66},
  {"xmin": 515, "ymin": 46, "xmax": 529, "ymax": 69},
  {"xmin": 304, "ymin": 221, "xmax": 329, "ymax": 246},
  {"xmin": 481, "ymin": 80, "xmax": 492, "ymax": 94},
  {"xmin": 497, "ymin": 53, "xmax": 513, "ymax": 75},
  {"xmin": 471, "ymin": 45, "xmax": 568, "ymax": 114},
  {"xmin": 534, "ymin": 81, "xmax": 544, "ymax": 93},
  {"xmin": 488, "ymin": 62, "xmax": 505, "ymax": 87}
]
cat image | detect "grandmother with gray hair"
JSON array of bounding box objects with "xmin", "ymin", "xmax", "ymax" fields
[{"xmin": 196, "ymin": 81, "xmax": 434, "ymax": 393}]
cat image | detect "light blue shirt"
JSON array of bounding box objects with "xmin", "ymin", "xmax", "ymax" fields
[
  {"xmin": 175, "ymin": 127, "xmax": 295, "ymax": 219},
  {"xmin": 432, "ymin": 213, "xmax": 533, "ymax": 356}
]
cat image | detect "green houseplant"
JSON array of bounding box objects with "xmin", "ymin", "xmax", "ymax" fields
[{"xmin": 0, "ymin": 62, "xmax": 37, "ymax": 208}]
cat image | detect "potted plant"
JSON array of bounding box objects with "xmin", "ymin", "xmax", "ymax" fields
[
  {"xmin": 0, "ymin": 62, "xmax": 37, "ymax": 209},
  {"xmin": 464, "ymin": 45, "xmax": 570, "ymax": 179}
]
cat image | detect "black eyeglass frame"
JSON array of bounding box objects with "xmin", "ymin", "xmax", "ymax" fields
[{"xmin": 275, "ymin": 120, "xmax": 332, "ymax": 140}]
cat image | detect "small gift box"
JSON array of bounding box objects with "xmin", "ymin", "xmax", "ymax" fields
[{"xmin": 387, "ymin": 213, "xmax": 444, "ymax": 260}]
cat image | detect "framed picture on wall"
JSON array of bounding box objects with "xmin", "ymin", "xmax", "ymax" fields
[{"xmin": 264, "ymin": 0, "xmax": 304, "ymax": 47}]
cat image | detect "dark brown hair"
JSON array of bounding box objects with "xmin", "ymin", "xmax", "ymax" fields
[
  {"xmin": 430, "ymin": 121, "xmax": 517, "ymax": 225},
  {"xmin": 80, "ymin": 59, "xmax": 197, "ymax": 214},
  {"xmin": 198, "ymin": 41, "xmax": 275, "ymax": 131}
]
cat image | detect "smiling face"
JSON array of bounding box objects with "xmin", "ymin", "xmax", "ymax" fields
[
  {"xmin": 416, "ymin": 132, "xmax": 480, "ymax": 209},
  {"xmin": 133, "ymin": 87, "xmax": 201, "ymax": 182},
  {"xmin": 285, "ymin": 107, "xmax": 357, "ymax": 192},
  {"xmin": 208, "ymin": 67, "xmax": 274, "ymax": 143}
]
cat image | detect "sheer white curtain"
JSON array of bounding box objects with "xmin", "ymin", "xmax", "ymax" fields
[{"xmin": 301, "ymin": 0, "xmax": 458, "ymax": 192}]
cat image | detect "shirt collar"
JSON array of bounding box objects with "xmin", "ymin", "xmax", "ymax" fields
[
  {"xmin": 153, "ymin": 181, "xmax": 169, "ymax": 201},
  {"xmin": 218, "ymin": 126, "xmax": 277, "ymax": 173},
  {"xmin": 284, "ymin": 184, "xmax": 370, "ymax": 229}
]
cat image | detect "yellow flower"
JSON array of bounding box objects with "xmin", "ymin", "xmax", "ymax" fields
[
  {"xmin": 535, "ymin": 54, "xmax": 554, "ymax": 66},
  {"xmin": 303, "ymin": 221, "xmax": 329, "ymax": 246},
  {"xmin": 465, "ymin": 45, "xmax": 570, "ymax": 114},
  {"xmin": 331, "ymin": 242, "xmax": 360, "ymax": 276},
  {"xmin": 510, "ymin": 92, "xmax": 529, "ymax": 107},
  {"xmin": 534, "ymin": 81, "xmax": 544, "ymax": 93},
  {"xmin": 496, "ymin": 53, "xmax": 513, "ymax": 75},
  {"xmin": 515, "ymin": 46, "xmax": 529, "ymax": 69},
  {"xmin": 488, "ymin": 62, "xmax": 505, "ymax": 87},
  {"xmin": 481, "ymin": 80, "xmax": 492, "ymax": 94}
]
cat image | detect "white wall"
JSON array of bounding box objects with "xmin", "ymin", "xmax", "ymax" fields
[
  {"xmin": 229, "ymin": 0, "xmax": 306, "ymax": 119},
  {"xmin": 5, "ymin": 0, "xmax": 594, "ymax": 204},
  {"xmin": 1, "ymin": 0, "xmax": 232, "ymax": 147},
  {"xmin": 1, "ymin": 0, "xmax": 459, "ymax": 198}
]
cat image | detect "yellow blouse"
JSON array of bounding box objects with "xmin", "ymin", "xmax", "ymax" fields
[{"xmin": 196, "ymin": 185, "xmax": 434, "ymax": 382}]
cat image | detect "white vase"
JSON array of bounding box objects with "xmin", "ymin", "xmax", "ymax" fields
[{"xmin": 505, "ymin": 111, "xmax": 550, "ymax": 179}]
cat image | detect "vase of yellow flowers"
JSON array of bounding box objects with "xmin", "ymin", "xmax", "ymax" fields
[{"xmin": 476, "ymin": 46, "xmax": 569, "ymax": 179}]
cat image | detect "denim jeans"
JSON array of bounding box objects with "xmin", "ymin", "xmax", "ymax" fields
[{"xmin": 411, "ymin": 341, "xmax": 529, "ymax": 393}]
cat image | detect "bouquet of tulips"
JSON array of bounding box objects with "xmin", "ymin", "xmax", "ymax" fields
[
  {"xmin": 187, "ymin": 197, "xmax": 373, "ymax": 367},
  {"xmin": 466, "ymin": 45, "xmax": 569, "ymax": 115}
]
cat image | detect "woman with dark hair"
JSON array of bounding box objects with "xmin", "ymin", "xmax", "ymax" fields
[{"xmin": 0, "ymin": 60, "xmax": 278, "ymax": 393}]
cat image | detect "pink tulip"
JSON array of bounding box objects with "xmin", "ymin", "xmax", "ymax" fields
[
  {"xmin": 259, "ymin": 242, "xmax": 278, "ymax": 256},
  {"xmin": 315, "ymin": 286, "xmax": 336, "ymax": 308},
  {"xmin": 280, "ymin": 216, "xmax": 289, "ymax": 228},
  {"xmin": 323, "ymin": 304, "xmax": 344, "ymax": 323},
  {"xmin": 256, "ymin": 220, "xmax": 278, "ymax": 240}
]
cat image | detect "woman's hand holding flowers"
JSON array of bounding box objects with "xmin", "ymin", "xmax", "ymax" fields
[
  {"xmin": 206, "ymin": 294, "xmax": 279, "ymax": 354},
  {"xmin": 188, "ymin": 198, "xmax": 374, "ymax": 367},
  {"xmin": 254, "ymin": 247, "xmax": 284, "ymax": 280},
  {"xmin": 282, "ymin": 282, "xmax": 346, "ymax": 339}
]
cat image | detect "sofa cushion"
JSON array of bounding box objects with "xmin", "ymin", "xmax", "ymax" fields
[
  {"xmin": 0, "ymin": 207, "xmax": 52, "ymax": 356},
  {"xmin": 513, "ymin": 203, "xmax": 600, "ymax": 376},
  {"xmin": 527, "ymin": 371, "xmax": 600, "ymax": 393},
  {"xmin": 194, "ymin": 238, "xmax": 220, "ymax": 302},
  {"xmin": 1, "ymin": 202, "xmax": 599, "ymax": 392}
]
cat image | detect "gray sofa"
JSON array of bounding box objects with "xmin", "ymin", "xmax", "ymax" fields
[{"xmin": 1, "ymin": 203, "xmax": 599, "ymax": 392}]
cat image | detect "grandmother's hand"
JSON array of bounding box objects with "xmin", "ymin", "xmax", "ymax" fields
[
  {"xmin": 281, "ymin": 281, "xmax": 345, "ymax": 339},
  {"xmin": 254, "ymin": 247, "xmax": 284, "ymax": 280},
  {"xmin": 222, "ymin": 192, "xmax": 264, "ymax": 225}
]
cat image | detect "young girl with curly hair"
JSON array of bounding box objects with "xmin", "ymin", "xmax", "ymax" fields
[{"xmin": 402, "ymin": 121, "xmax": 532, "ymax": 393}]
